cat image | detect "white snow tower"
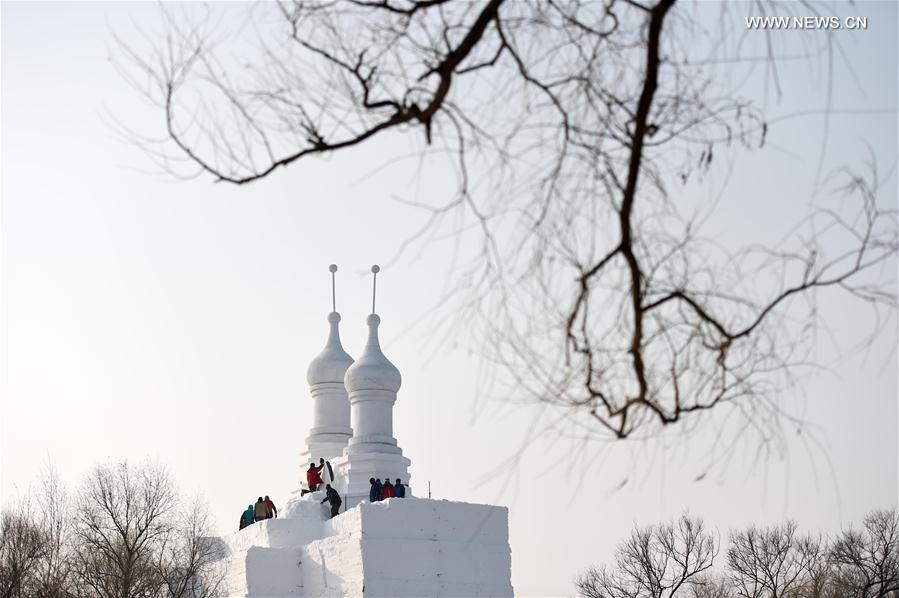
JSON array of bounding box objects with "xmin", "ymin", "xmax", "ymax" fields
[
  {"xmin": 215, "ymin": 265, "xmax": 514, "ymax": 598},
  {"xmin": 304, "ymin": 264, "xmax": 354, "ymax": 464},
  {"xmin": 340, "ymin": 264, "xmax": 412, "ymax": 507}
]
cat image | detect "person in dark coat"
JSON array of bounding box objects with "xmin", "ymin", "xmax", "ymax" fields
[
  {"xmin": 381, "ymin": 479, "xmax": 395, "ymax": 500},
  {"xmin": 253, "ymin": 497, "xmax": 267, "ymax": 522},
  {"xmin": 373, "ymin": 478, "xmax": 382, "ymax": 502},
  {"xmin": 369, "ymin": 477, "xmax": 380, "ymax": 502},
  {"xmin": 242, "ymin": 504, "xmax": 255, "ymax": 528},
  {"xmin": 394, "ymin": 478, "xmax": 406, "ymax": 498},
  {"xmin": 239, "ymin": 510, "xmax": 248, "ymax": 530},
  {"xmin": 320, "ymin": 484, "xmax": 342, "ymax": 518},
  {"xmin": 264, "ymin": 495, "xmax": 277, "ymax": 519}
]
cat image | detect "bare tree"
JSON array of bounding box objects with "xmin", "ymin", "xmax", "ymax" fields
[
  {"xmin": 727, "ymin": 521, "xmax": 828, "ymax": 598},
  {"xmin": 830, "ymin": 509, "xmax": 899, "ymax": 598},
  {"xmin": 1, "ymin": 466, "xmax": 74, "ymax": 598},
  {"xmin": 30, "ymin": 463, "xmax": 74, "ymax": 598},
  {"xmin": 689, "ymin": 574, "xmax": 732, "ymax": 598},
  {"xmin": 67, "ymin": 462, "xmax": 227, "ymax": 598},
  {"xmin": 155, "ymin": 501, "xmax": 227, "ymax": 598},
  {"xmin": 116, "ymin": 1, "xmax": 897, "ymax": 442},
  {"xmin": 0, "ymin": 502, "xmax": 48, "ymax": 598},
  {"xmin": 580, "ymin": 511, "xmax": 899, "ymax": 598},
  {"xmin": 69, "ymin": 461, "xmax": 175, "ymax": 598},
  {"xmin": 2, "ymin": 462, "xmax": 225, "ymax": 598},
  {"xmin": 575, "ymin": 513, "xmax": 718, "ymax": 598}
]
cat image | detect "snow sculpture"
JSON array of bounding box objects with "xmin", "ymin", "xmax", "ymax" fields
[{"xmin": 215, "ymin": 265, "xmax": 513, "ymax": 597}]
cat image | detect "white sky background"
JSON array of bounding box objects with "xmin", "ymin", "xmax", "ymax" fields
[{"xmin": 1, "ymin": 2, "xmax": 897, "ymax": 596}]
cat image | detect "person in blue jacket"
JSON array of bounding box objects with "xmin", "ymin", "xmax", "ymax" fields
[
  {"xmin": 394, "ymin": 478, "xmax": 406, "ymax": 498},
  {"xmin": 369, "ymin": 477, "xmax": 381, "ymax": 502}
]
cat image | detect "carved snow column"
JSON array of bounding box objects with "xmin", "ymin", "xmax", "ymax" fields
[
  {"xmin": 341, "ymin": 266, "xmax": 410, "ymax": 506},
  {"xmin": 304, "ymin": 266, "xmax": 354, "ymax": 463}
]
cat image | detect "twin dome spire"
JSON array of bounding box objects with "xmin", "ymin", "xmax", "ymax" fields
[
  {"xmin": 306, "ymin": 264, "xmax": 401, "ymax": 393},
  {"xmin": 304, "ymin": 264, "xmax": 411, "ymax": 504}
]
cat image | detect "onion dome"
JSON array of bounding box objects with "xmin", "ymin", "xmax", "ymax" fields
[
  {"xmin": 344, "ymin": 314, "xmax": 401, "ymax": 393},
  {"xmin": 307, "ymin": 311, "xmax": 354, "ymax": 386}
]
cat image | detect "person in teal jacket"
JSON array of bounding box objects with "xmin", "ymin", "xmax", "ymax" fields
[{"xmin": 242, "ymin": 504, "xmax": 255, "ymax": 528}]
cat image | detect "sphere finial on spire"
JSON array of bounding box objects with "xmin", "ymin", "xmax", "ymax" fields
[
  {"xmin": 329, "ymin": 264, "xmax": 339, "ymax": 313},
  {"xmin": 308, "ymin": 263, "xmax": 353, "ymax": 386},
  {"xmin": 346, "ymin": 264, "xmax": 399, "ymax": 393},
  {"xmin": 370, "ymin": 264, "xmax": 380, "ymax": 314}
]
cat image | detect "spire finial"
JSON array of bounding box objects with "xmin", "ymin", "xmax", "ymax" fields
[
  {"xmin": 329, "ymin": 264, "xmax": 338, "ymax": 312},
  {"xmin": 371, "ymin": 265, "xmax": 380, "ymax": 314}
]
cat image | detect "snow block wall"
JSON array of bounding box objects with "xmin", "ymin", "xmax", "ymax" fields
[
  {"xmin": 218, "ymin": 496, "xmax": 514, "ymax": 597},
  {"xmin": 350, "ymin": 499, "xmax": 513, "ymax": 598}
]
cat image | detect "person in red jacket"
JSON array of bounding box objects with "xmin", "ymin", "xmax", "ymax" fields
[
  {"xmin": 306, "ymin": 459, "xmax": 325, "ymax": 492},
  {"xmin": 263, "ymin": 495, "xmax": 277, "ymax": 519},
  {"xmin": 380, "ymin": 479, "xmax": 395, "ymax": 500}
]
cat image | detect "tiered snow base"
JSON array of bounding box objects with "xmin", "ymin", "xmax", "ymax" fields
[
  {"xmin": 338, "ymin": 452, "xmax": 411, "ymax": 509},
  {"xmin": 218, "ymin": 494, "xmax": 513, "ymax": 597}
]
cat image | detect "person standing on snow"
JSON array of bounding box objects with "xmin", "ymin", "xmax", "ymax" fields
[
  {"xmin": 264, "ymin": 495, "xmax": 277, "ymax": 519},
  {"xmin": 373, "ymin": 478, "xmax": 383, "ymax": 501},
  {"xmin": 369, "ymin": 478, "xmax": 380, "ymax": 502},
  {"xmin": 243, "ymin": 504, "xmax": 255, "ymax": 528},
  {"xmin": 320, "ymin": 484, "xmax": 342, "ymax": 518},
  {"xmin": 306, "ymin": 459, "xmax": 325, "ymax": 492},
  {"xmin": 381, "ymin": 479, "xmax": 395, "ymax": 500},
  {"xmin": 253, "ymin": 497, "xmax": 267, "ymax": 522},
  {"xmin": 394, "ymin": 478, "xmax": 405, "ymax": 498}
]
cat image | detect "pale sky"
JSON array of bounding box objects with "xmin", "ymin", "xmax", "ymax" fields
[{"xmin": 1, "ymin": 2, "xmax": 897, "ymax": 596}]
